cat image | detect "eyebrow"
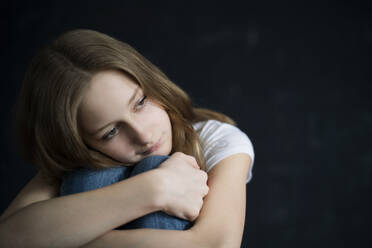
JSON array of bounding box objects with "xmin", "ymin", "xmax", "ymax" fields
[{"xmin": 90, "ymin": 87, "xmax": 140, "ymax": 136}]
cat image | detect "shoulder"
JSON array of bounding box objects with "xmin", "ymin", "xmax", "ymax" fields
[
  {"xmin": 1, "ymin": 172, "xmax": 58, "ymax": 220},
  {"xmin": 193, "ymin": 120, "xmax": 255, "ymax": 183},
  {"xmin": 193, "ymin": 120, "xmax": 254, "ymax": 152},
  {"xmin": 193, "ymin": 119, "xmax": 248, "ymax": 138}
]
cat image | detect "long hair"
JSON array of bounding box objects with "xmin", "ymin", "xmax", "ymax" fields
[{"xmin": 15, "ymin": 29, "xmax": 235, "ymax": 183}]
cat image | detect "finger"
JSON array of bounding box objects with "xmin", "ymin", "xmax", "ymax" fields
[
  {"xmin": 201, "ymin": 170, "xmax": 208, "ymax": 182},
  {"xmin": 203, "ymin": 185, "xmax": 209, "ymax": 197}
]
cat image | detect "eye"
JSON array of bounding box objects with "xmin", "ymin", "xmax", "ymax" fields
[
  {"xmin": 134, "ymin": 95, "xmax": 147, "ymax": 111},
  {"xmin": 103, "ymin": 127, "xmax": 119, "ymax": 140}
]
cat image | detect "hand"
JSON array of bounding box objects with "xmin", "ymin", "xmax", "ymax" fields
[{"xmin": 156, "ymin": 152, "xmax": 209, "ymax": 222}]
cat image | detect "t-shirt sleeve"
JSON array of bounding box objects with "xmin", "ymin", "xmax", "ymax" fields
[{"xmin": 194, "ymin": 120, "xmax": 255, "ymax": 183}]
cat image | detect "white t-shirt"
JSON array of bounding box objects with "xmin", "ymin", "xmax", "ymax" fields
[{"xmin": 193, "ymin": 120, "xmax": 255, "ymax": 184}]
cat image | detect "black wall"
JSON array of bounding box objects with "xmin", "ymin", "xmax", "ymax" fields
[{"xmin": 2, "ymin": 1, "xmax": 371, "ymax": 247}]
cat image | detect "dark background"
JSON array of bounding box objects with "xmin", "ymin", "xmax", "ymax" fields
[{"xmin": 2, "ymin": 1, "xmax": 371, "ymax": 247}]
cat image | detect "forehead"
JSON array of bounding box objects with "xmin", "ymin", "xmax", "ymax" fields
[
  {"xmin": 87, "ymin": 70, "xmax": 138, "ymax": 97},
  {"xmin": 78, "ymin": 70, "xmax": 139, "ymax": 131}
]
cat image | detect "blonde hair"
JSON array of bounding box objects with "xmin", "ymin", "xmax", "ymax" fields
[{"xmin": 15, "ymin": 29, "xmax": 235, "ymax": 183}]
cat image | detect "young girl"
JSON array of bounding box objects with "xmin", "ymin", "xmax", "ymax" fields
[{"xmin": 0, "ymin": 29, "xmax": 254, "ymax": 247}]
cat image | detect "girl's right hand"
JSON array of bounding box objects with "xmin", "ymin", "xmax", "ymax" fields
[{"xmin": 155, "ymin": 152, "xmax": 209, "ymax": 222}]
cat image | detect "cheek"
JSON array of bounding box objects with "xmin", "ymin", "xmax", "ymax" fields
[
  {"xmin": 158, "ymin": 109, "xmax": 172, "ymax": 145},
  {"xmin": 146, "ymin": 104, "xmax": 170, "ymax": 125},
  {"xmin": 102, "ymin": 139, "xmax": 132, "ymax": 158},
  {"xmin": 147, "ymin": 105, "xmax": 172, "ymax": 146},
  {"xmin": 156, "ymin": 108, "xmax": 172, "ymax": 131}
]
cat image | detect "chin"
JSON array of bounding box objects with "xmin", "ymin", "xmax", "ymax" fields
[
  {"xmin": 155, "ymin": 147, "xmax": 171, "ymax": 156},
  {"xmin": 163, "ymin": 140, "xmax": 172, "ymax": 155},
  {"xmin": 157, "ymin": 141, "xmax": 172, "ymax": 156}
]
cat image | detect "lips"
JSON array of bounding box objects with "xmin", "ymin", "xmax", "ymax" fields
[{"xmin": 142, "ymin": 139, "xmax": 161, "ymax": 155}]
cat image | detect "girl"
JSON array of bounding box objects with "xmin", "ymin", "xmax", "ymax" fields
[{"xmin": 0, "ymin": 29, "xmax": 254, "ymax": 248}]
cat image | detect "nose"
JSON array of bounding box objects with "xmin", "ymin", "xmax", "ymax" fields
[{"xmin": 129, "ymin": 122, "xmax": 153, "ymax": 145}]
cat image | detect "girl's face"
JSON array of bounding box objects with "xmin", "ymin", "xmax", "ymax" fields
[{"xmin": 78, "ymin": 70, "xmax": 173, "ymax": 165}]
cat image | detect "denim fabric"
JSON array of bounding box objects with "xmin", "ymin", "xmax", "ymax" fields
[{"xmin": 60, "ymin": 155, "xmax": 192, "ymax": 230}]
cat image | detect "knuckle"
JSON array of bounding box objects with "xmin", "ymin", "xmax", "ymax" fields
[
  {"xmin": 186, "ymin": 212, "xmax": 194, "ymax": 221},
  {"xmin": 183, "ymin": 155, "xmax": 199, "ymax": 168},
  {"xmin": 173, "ymin": 152, "xmax": 183, "ymax": 157},
  {"xmin": 189, "ymin": 157, "xmax": 199, "ymax": 167},
  {"xmin": 198, "ymin": 171, "xmax": 208, "ymax": 181},
  {"xmin": 202, "ymin": 171, "xmax": 208, "ymax": 180},
  {"xmin": 204, "ymin": 185, "xmax": 209, "ymax": 195},
  {"xmin": 184, "ymin": 154, "xmax": 195, "ymax": 161},
  {"xmin": 191, "ymin": 208, "xmax": 199, "ymax": 220}
]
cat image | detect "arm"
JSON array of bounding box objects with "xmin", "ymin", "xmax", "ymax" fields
[
  {"xmin": 0, "ymin": 172, "xmax": 58, "ymax": 221},
  {"xmin": 0, "ymin": 170, "xmax": 163, "ymax": 248},
  {"xmin": 83, "ymin": 153, "xmax": 252, "ymax": 248},
  {"xmin": 191, "ymin": 153, "xmax": 250, "ymax": 247},
  {"xmin": 0, "ymin": 152, "xmax": 207, "ymax": 248}
]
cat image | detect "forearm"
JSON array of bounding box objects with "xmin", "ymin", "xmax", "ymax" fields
[
  {"xmin": 82, "ymin": 192, "xmax": 243, "ymax": 248},
  {"xmin": 85, "ymin": 154, "xmax": 251, "ymax": 248},
  {"xmin": 189, "ymin": 154, "xmax": 250, "ymax": 248},
  {"xmin": 0, "ymin": 170, "xmax": 162, "ymax": 248},
  {"xmin": 82, "ymin": 229, "xmax": 205, "ymax": 248}
]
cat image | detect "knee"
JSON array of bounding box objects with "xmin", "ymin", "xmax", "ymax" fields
[
  {"xmin": 130, "ymin": 155, "xmax": 170, "ymax": 176},
  {"xmin": 60, "ymin": 166, "xmax": 131, "ymax": 196},
  {"xmin": 120, "ymin": 211, "xmax": 193, "ymax": 230}
]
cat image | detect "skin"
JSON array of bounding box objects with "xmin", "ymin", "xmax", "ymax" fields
[
  {"xmin": 0, "ymin": 69, "xmax": 210, "ymax": 248},
  {"xmin": 0, "ymin": 69, "xmax": 252, "ymax": 248},
  {"xmin": 77, "ymin": 69, "xmax": 252, "ymax": 247},
  {"xmin": 78, "ymin": 69, "xmax": 173, "ymax": 164}
]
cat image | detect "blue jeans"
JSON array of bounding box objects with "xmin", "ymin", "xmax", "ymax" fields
[{"xmin": 59, "ymin": 155, "xmax": 192, "ymax": 230}]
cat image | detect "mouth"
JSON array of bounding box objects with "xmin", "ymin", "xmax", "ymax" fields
[{"xmin": 141, "ymin": 139, "xmax": 162, "ymax": 155}]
